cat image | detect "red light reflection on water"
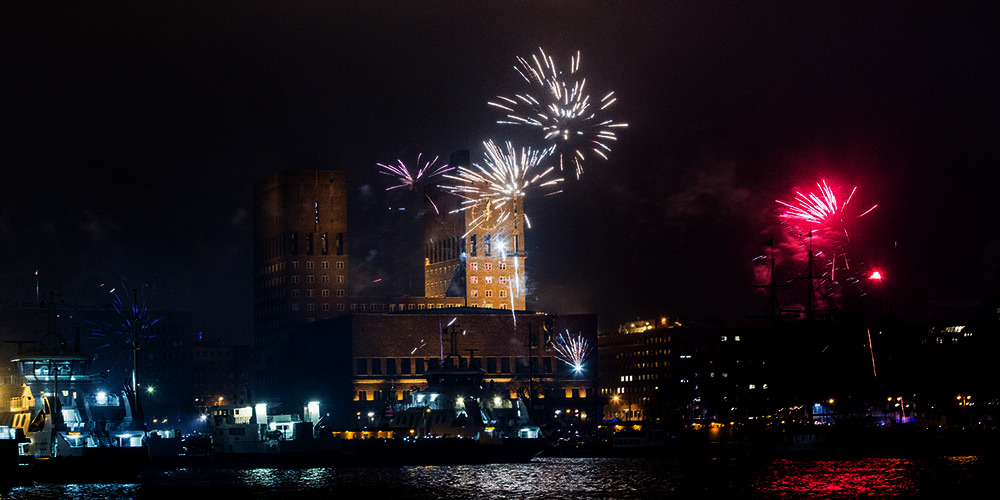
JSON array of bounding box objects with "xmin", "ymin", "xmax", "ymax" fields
[{"xmin": 753, "ymin": 458, "xmax": 918, "ymax": 498}]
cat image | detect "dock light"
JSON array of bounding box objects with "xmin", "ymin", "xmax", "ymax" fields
[
  {"xmin": 96, "ymin": 391, "xmax": 107, "ymax": 405},
  {"xmin": 573, "ymin": 363, "xmax": 583, "ymax": 373},
  {"xmin": 146, "ymin": 386, "xmax": 155, "ymax": 394}
]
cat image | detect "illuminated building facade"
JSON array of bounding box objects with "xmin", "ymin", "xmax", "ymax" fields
[
  {"xmin": 269, "ymin": 309, "xmax": 598, "ymax": 430},
  {"xmin": 423, "ymin": 150, "xmax": 528, "ymax": 311},
  {"xmin": 345, "ymin": 310, "xmax": 597, "ymax": 431}
]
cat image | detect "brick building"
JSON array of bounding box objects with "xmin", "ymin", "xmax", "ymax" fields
[{"xmin": 423, "ymin": 150, "xmax": 528, "ymax": 311}]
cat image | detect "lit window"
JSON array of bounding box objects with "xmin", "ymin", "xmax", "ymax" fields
[
  {"xmin": 485, "ymin": 290, "xmax": 493, "ymax": 297},
  {"xmin": 306, "ymin": 261, "xmax": 315, "ymax": 269},
  {"xmin": 337, "ymin": 275, "xmax": 344, "ymax": 283},
  {"xmin": 321, "ymin": 275, "xmax": 330, "ymax": 283},
  {"xmin": 499, "ymin": 262, "xmax": 507, "ymax": 270},
  {"xmin": 321, "ymin": 289, "xmax": 330, "ymax": 297},
  {"xmin": 485, "ymin": 276, "xmax": 493, "ymax": 284},
  {"xmin": 321, "ymin": 261, "xmax": 329, "ymax": 269},
  {"xmin": 336, "ymin": 261, "xmax": 344, "ymax": 269},
  {"xmin": 734, "ymin": 336, "xmax": 741, "ymax": 342},
  {"xmin": 485, "ymin": 263, "xmax": 492, "ymax": 271},
  {"xmin": 721, "ymin": 336, "xmax": 727, "ymax": 342},
  {"xmin": 470, "ymin": 276, "xmax": 478, "ymax": 284},
  {"xmin": 499, "ymin": 289, "xmax": 506, "ymax": 297},
  {"xmin": 337, "ymin": 289, "xmax": 345, "ymax": 297},
  {"xmin": 471, "ymin": 263, "xmax": 478, "ymax": 271}
]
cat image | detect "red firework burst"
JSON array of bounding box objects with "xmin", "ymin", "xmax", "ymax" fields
[{"xmin": 776, "ymin": 179, "xmax": 877, "ymax": 237}]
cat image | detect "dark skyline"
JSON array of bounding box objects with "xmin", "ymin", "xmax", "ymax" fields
[{"xmin": 2, "ymin": 1, "xmax": 998, "ymax": 341}]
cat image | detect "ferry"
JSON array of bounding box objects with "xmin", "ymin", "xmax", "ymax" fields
[{"xmin": 1, "ymin": 345, "xmax": 148, "ymax": 481}]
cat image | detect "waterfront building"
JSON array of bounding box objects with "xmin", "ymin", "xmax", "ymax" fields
[
  {"xmin": 263, "ymin": 309, "xmax": 596, "ymax": 431},
  {"xmin": 598, "ymin": 317, "xmax": 773, "ymax": 423},
  {"xmin": 191, "ymin": 341, "xmax": 253, "ymax": 414}
]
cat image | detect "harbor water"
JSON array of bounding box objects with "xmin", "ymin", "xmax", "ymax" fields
[{"xmin": 2, "ymin": 455, "xmax": 997, "ymax": 499}]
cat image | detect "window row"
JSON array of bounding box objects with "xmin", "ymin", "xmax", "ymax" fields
[{"xmin": 355, "ymin": 356, "xmax": 559, "ymax": 376}]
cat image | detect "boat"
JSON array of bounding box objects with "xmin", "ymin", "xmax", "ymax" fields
[
  {"xmin": 207, "ymin": 401, "xmax": 343, "ymax": 467},
  {"xmin": 1, "ymin": 344, "xmax": 149, "ymax": 482},
  {"xmin": 609, "ymin": 425, "xmax": 710, "ymax": 457},
  {"xmin": 206, "ymin": 352, "xmax": 546, "ymax": 467},
  {"xmin": 337, "ymin": 358, "xmax": 546, "ymax": 466}
]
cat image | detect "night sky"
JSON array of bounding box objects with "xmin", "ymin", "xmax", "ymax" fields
[{"xmin": 2, "ymin": 1, "xmax": 998, "ymax": 342}]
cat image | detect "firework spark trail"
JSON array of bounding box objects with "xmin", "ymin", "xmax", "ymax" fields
[
  {"xmin": 441, "ymin": 139, "xmax": 563, "ymax": 238},
  {"xmin": 376, "ymin": 153, "xmax": 453, "ymax": 191},
  {"xmin": 775, "ymin": 179, "xmax": 877, "ymax": 235},
  {"xmin": 488, "ymin": 47, "xmax": 627, "ymax": 179},
  {"xmin": 89, "ymin": 283, "xmax": 163, "ymax": 353},
  {"xmin": 492, "ymin": 236, "xmax": 521, "ymax": 325},
  {"xmin": 410, "ymin": 339, "xmax": 427, "ymax": 355},
  {"xmin": 552, "ymin": 330, "xmax": 592, "ymax": 373}
]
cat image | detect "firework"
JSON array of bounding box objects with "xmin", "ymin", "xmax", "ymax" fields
[
  {"xmin": 488, "ymin": 47, "xmax": 628, "ymax": 179},
  {"xmin": 376, "ymin": 153, "xmax": 453, "ymax": 191},
  {"xmin": 90, "ymin": 283, "xmax": 163, "ymax": 349},
  {"xmin": 768, "ymin": 179, "xmax": 880, "ymax": 315},
  {"xmin": 776, "ymin": 179, "xmax": 877, "ymax": 237},
  {"xmin": 491, "ymin": 235, "xmax": 525, "ymax": 324},
  {"xmin": 441, "ymin": 139, "xmax": 563, "ymax": 237},
  {"xmin": 552, "ymin": 330, "xmax": 592, "ymax": 373}
]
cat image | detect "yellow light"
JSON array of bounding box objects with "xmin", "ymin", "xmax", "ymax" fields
[{"xmin": 828, "ymin": 399, "xmax": 834, "ymax": 404}]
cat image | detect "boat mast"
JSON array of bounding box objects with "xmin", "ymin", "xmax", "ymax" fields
[{"xmin": 131, "ymin": 288, "xmax": 139, "ymax": 392}]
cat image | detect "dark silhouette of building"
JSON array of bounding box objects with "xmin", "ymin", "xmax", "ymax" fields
[{"xmin": 253, "ymin": 170, "xmax": 349, "ymax": 403}]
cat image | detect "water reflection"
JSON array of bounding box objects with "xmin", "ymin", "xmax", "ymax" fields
[
  {"xmin": 3, "ymin": 456, "xmax": 997, "ymax": 499},
  {"xmin": 751, "ymin": 458, "xmax": 918, "ymax": 498}
]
